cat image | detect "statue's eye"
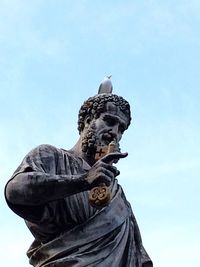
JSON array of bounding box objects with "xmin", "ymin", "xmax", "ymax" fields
[{"xmin": 104, "ymin": 116, "xmax": 116, "ymax": 126}]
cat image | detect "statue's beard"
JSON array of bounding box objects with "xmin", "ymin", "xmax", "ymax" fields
[
  {"xmin": 81, "ymin": 122, "xmax": 97, "ymax": 157},
  {"xmin": 81, "ymin": 122, "xmax": 121, "ymax": 158}
]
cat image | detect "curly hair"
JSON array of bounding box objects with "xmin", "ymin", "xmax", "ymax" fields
[{"xmin": 78, "ymin": 94, "xmax": 131, "ymax": 133}]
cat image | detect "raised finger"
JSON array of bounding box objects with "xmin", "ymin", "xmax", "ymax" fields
[{"xmin": 101, "ymin": 152, "xmax": 128, "ymax": 164}]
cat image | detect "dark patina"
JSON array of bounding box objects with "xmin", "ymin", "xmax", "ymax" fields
[{"xmin": 5, "ymin": 78, "xmax": 153, "ymax": 266}]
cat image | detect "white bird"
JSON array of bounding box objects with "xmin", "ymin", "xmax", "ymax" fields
[{"xmin": 98, "ymin": 75, "xmax": 113, "ymax": 94}]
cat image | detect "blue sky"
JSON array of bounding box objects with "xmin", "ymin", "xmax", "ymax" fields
[{"xmin": 1, "ymin": 1, "xmax": 200, "ymax": 266}]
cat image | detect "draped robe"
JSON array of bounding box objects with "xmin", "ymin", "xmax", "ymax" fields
[{"xmin": 5, "ymin": 144, "xmax": 153, "ymax": 267}]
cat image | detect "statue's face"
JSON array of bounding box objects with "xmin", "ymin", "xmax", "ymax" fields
[
  {"xmin": 81, "ymin": 102, "xmax": 129, "ymax": 156},
  {"xmin": 93, "ymin": 102, "xmax": 129, "ymax": 146}
]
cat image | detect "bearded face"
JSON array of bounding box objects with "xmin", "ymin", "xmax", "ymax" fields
[
  {"xmin": 81, "ymin": 122, "xmax": 121, "ymax": 158},
  {"xmin": 81, "ymin": 102, "xmax": 128, "ymax": 163},
  {"xmin": 82, "ymin": 121, "xmax": 114, "ymax": 157}
]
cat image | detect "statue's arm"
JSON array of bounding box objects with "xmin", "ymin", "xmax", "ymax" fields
[
  {"xmin": 5, "ymin": 171, "xmax": 89, "ymax": 206},
  {"xmin": 5, "ymin": 144, "xmax": 89, "ymax": 206},
  {"xmin": 5, "ymin": 144, "xmax": 121, "ymax": 207}
]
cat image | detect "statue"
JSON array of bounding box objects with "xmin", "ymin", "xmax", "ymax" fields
[{"xmin": 5, "ymin": 77, "xmax": 153, "ymax": 267}]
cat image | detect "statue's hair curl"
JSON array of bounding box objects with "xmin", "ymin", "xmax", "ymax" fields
[{"xmin": 78, "ymin": 94, "xmax": 131, "ymax": 133}]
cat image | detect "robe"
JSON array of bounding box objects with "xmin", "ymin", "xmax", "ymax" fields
[{"xmin": 5, "ymin": 144, "xmax": 153, "ymax": 267}]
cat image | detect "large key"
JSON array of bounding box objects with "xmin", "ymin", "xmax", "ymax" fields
[{"xmin": 88, "ymin": 142, "xmax": 116, "ymax": 208}]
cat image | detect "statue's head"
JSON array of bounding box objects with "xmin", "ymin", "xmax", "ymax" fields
[
  {"xmin": 78, "ymin": 93, "xmax": 131, "ymax": 134},
  {"xmin": 77, "ymin": 77, "xmax": 131, "ymax": 158}
]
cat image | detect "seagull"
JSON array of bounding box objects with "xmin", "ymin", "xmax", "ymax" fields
[{"xmin": 98, "ymin": 75, "xmax": 113, "ymax": 94}]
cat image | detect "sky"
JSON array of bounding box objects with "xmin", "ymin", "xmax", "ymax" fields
[{"xmin": 0, "ymin": 0, "xmax": 200, "ymax": 266}]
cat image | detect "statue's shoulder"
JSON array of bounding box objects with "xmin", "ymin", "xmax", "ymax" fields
[{"xmin": 28, "ymin": 144, "xmax": 62, "ymax": 157}]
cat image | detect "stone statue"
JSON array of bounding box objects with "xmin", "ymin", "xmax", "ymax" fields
[{"xmin": 5, "ymin": 77, "xmax": 153, "ymax": 266}]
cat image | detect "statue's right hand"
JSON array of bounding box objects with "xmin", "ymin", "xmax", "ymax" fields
[
  {"xmin": 85, "ymin": 159, "xmax": 119, "ymax": 188},
  {"xmin": 101, "ymin": 151, "xmax": 128, "ymax": 164}
]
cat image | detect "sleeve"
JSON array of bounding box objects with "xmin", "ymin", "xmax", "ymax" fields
[{"xmin": 4, "ymin": 144, "xmax": 88, "ymax": 222}]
